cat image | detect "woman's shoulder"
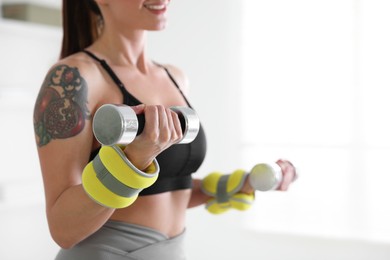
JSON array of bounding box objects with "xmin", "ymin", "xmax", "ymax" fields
[
  {"xmin": 41, "ymin": 52, "xmax": 108, "ymax": 108},
  {"xmin": 49, "ymin": 52, "xmax": 100, "ymax": 75},
  {"xmin": 45, "ymin": 52, "xmax": 106, "ymax": 93},
  {"xmin": 160, "ymin": 63, "xmax": 190, "ymax": 95}
]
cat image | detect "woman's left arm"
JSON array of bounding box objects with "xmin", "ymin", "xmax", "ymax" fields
[
  {"xmin": 187, "ymin": 160, "xmax": 297, "ymax": 209},
  {"xmin": 187, "ymin": 179, "xmax": 211, "ymax": 208}
]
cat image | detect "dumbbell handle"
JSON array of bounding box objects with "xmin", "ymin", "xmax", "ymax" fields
[
  {"xmin": 135, "ymin": 110, "xmax": 186, "ymax": 136},
  {"xmin": 93, "ymin": 104, "xmax": 200, "ymax": 146}
]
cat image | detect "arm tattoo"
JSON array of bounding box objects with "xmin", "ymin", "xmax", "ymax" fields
[{"xmin": 34, "ymin": 65, "xmax": 91, "ymax": 147}]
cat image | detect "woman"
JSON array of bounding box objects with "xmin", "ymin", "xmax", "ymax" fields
[{"xmin": 33, "ymin": 1, "xmax": 296, "ymax": 259}]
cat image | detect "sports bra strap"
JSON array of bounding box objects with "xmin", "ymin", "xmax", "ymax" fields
[
  {"xmin": 83, "ymin": 50, "xmax": 130, "ymax": 103},
  {"xmin": 82, "ymin": 50, "xmax": 192, "ymax": 107},
  {"xmin": 153, "ymin": 62, "xmax": 192, "ymax": 107},
  {"xmin": 83, "ymin": 50, "xmax": 126, "ymax": 89}
]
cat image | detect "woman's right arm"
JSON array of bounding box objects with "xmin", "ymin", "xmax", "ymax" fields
[
  {"xmin": 34, "ymin": 62, "xmax": 115, "ymax": 249},
  {"xmin": 34, "ymin": 61, "xmax": 184, "ymax": 248}
]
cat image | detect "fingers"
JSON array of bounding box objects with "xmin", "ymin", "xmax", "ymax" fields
[
  {"xmin": 164, "ymin": 107, "xmax": 183, "ymax": 144},
  {"xmin": 142, "ymin": 105, "xmax": 160, "ymax": 142},
  {"xmin": 131, "ymin": 104, "xmax": 146, "ymax": 115},
  {"xmin": 123, "ymin": 105, "xmax": 184, "ymax": 170},
  {"xmin": 276, "ymin": 159, "xmax": 297, "ymax": 191},
  {"xmin": 141, "ymin": 105, "xmax": 183, "ymax": 145}
]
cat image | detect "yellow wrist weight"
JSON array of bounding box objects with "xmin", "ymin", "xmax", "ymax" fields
[
  {"xmin": 201, "ymin": 169, "xmax": 255, "ymax": 214},
  {"xmin": 82, "ymin": 145, "xmax": 159, "ymax": 209}
]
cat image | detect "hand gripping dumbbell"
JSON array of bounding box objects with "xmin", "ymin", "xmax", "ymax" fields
[
  {"xmin": 92, "ymin": 104, "xmax": 200, "ymax": 146},
  {"xmin": 202, "ymin": 162, "xmax": 297, "ymax": 214}
]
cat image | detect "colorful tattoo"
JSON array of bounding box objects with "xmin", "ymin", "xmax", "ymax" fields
[{"xmin": 34, "ymin": 65, "xmax": 90, "ymax": 147}]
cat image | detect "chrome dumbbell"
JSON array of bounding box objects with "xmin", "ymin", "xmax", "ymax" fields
[
  {"xmin": 248, "ymin": 163, "xmax": 283, "ymax": 191},
  {"xmin": 248, "ymin": 162, "xmax": 298, "ymax": 191},
  {"xmin": 248, "ymin": 163, "xmax": 284, "ymax": 191},
  {"xmin": 92, "ymin": 104, "xmax": 200, "ymax": 146}
]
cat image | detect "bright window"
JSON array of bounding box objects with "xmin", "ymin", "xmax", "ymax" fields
[{"xmin": 240, "ymin": 0, "xmax": 390, "ymax": 243}]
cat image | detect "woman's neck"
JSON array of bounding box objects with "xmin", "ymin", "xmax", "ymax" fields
[{"xmin": 92, "ymin": 27, "xmax": 150, "ymax": 73}]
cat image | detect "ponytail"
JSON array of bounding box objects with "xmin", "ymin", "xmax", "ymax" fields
[{"xmin": 60, "ymin": 0, "xmax": 102, "ymax": 59}]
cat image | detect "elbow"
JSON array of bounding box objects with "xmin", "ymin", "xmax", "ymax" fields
[
  {"xmin": 46, "ymin": 214, "xmax": 88, "ymax": 249},
  {"xmin": 56, "ymin": 241, "xmax": 75, "ymax": 250},
  {"xmin": 52, "ymin": 233, "xmax": 77, "ymax": 249},
  {"xmin": 49, "ymin": 226, "xmax": 80, "ymax": 249}
]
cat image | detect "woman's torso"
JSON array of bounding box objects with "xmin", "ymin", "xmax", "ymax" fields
[{"xmin": 73, "ymin": 50, "xmax": 203, "ymax": 237}]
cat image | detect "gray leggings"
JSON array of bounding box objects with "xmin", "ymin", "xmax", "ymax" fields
[{"xmin": 55, "ymin": 220, "xmax": 187, "ymax": 260}]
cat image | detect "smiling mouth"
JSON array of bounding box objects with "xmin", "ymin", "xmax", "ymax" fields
[
  {"xmin": 145, "ymin": 4, "xmax": 165, "ymax": 10},
  {"xmin": 143, "ymin": 3, "xmax": 168, "ymax": 12}
]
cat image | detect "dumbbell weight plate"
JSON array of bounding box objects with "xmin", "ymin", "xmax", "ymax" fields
[
  {"xmin": 170, "ymin": 106, "xmax": 200, "ymax": 144},
  {"xmin": 93, "ymin": 104, "xmax": 138, "ymax": 146},
  {"xmin": 248, "ymin": 163, "xmax": 283, "ymax": 191}
]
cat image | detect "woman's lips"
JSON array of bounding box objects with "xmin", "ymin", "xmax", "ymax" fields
[{"xmin": 144, "ymin": 2, "xmax": 168, "ymax": 14}]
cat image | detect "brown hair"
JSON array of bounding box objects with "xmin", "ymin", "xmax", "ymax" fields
[{"xmin": 60, "ymin": 0, "xmax": 102, "ymax": 59}]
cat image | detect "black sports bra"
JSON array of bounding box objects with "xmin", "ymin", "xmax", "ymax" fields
[{"xmin": 83, "ymin": 50, "xmax": 207, "ymax": 195}]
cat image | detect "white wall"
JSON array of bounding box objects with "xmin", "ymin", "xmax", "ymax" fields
[
  {"xmin": 1, "ymin": 1, "xmax": 390, "ymax": 260},
  {"xmin": 148, "ymin": 0, "xmax": 244, "ymax": 173},
  {"xmin": 0, "ymin": 19, "xmax": 62, "ymax": 259},
  {"xmin": 1, "ymin": 0, "xmax": 60, "ymax": 9}
]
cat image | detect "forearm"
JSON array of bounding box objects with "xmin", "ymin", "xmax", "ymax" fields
[
  {"xmin": 47, "ymin": 184, "xmax": 114, "ymax": 248},
  {"xmin": 187, "ymin": 179, "xmax": 212, "ymax": 208}
]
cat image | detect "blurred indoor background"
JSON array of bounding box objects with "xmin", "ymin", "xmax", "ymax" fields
[{"xmin": 1, "ymin": 0, "xmax": 389, "ymax": 259}]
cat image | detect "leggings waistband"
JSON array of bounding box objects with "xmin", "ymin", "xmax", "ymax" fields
[{"xmin": 55, "ymin": 220, "xmax": 187, "ymax": 260}]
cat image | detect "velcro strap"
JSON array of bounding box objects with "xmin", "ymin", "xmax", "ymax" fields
[
  {"xmin": 215, "ymin": 170, "xmax": 248, "ymax": 203},
  {"xmin": 93, "ymin": 153, "xmax": 140, "ymax": 198},
  {"xmin": 216, "ymin": 175, "xmax": 230, "ymax": 203}
]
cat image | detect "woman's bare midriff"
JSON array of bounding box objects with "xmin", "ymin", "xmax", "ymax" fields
[{"xmin": 109, "ymin": 189, "xmax": 192, "ymax": 238}]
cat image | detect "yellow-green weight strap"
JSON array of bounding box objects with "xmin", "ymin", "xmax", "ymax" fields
[
  {"xmin": 82, "ymin": 162, "xmax": 138, "ymax": 209},
  {"xmin": 201, "ymin": 172, "xmax": 223, "ymax": 196},
  {"xmin": 202, "ymin": 169, "xmax": 254, "ymax": 214},
  {"xmin": 99, "ymin": 145, "xmax": 159, "ymax": 189},
  {"xmin": 205, "ymin": 192, "xmax": 255, "ymax": 214},
  {"xmin": 230, "ymin": 193, "xmax": 255, "ymax": 211},
  {"xmin": 82, "ymin": 145, "xmax": 160, "ymax": 209},
  {"xmin": 202, "ymin": 169, "xmax": 248, "ymax": 202},
  {"xmin": 92, "ymin": 152, "xmax": 141, "ymax": 198}
]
